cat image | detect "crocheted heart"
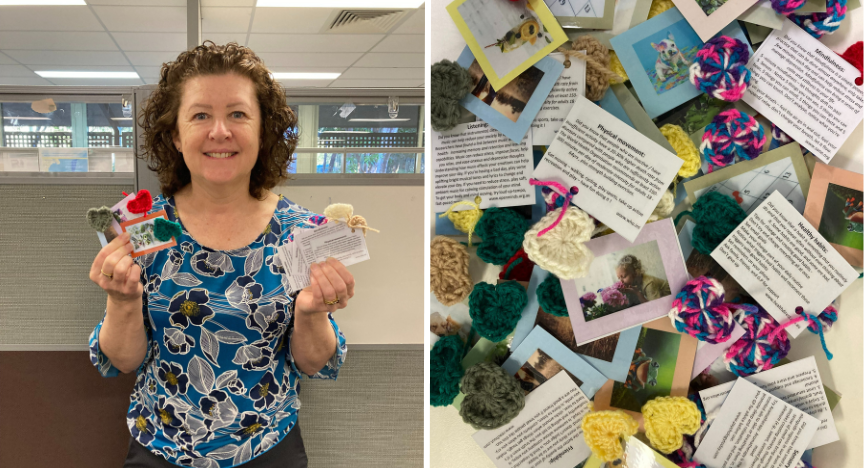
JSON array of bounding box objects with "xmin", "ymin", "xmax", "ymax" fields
[
  {"xmin": 641, "ymin": 397, "xmax": 701, "ymax": 454},
  {"xmin": 522, "ymin": 207, "xmax": 594, "ymax": 280},
  {"xmin": 126, "ymin": 189, "xmax": 153, "ymax": 214},
  {"xmin": 475, "ymin": 207, "xmax": 530, "ymax": 265},
  {"xmin": 430, "ymin": 335, "xmax": 465, "ymax": 407},
  {"xmin": 468, "ymin": 281, "xmax": 527, "ymax": 342},
  {"xmin": 154, "ymin": 217, "xmax": 182, "ymax": 242},
  {"xmin": 459, "ymin": 362, "xmax": 525, "ymax": 430},
  {"xmin": 86, "ymin": 206, "xmax": 114, "ymax": 232},
  {"xmin": 581, "ymin": 410, "xmax": 639, "ymax": 462}
]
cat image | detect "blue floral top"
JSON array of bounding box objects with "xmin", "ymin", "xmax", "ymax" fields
[{"xmin": 88, "ymin": 194, "xmax": 347, "ymax": 468}]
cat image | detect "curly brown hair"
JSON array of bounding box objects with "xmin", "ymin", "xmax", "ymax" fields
[{"xmin": 138, "ymin": 40, "xmax": 297, "ymax": 200}]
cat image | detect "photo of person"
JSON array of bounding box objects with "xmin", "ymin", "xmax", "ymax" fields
[
  {"xmin": 467, "ymin": 59, "xmax": 545, "ymax": 122},
  {"xmin": 514, "ymin": 348, "xmax": 583, "ymax": 395},
  {"xmin": 609, "ymin": 327, "xmax": 680, "ymax": 412},
  {"xmin": 572, "ymin": 241, "xmax": 670, "ymax": 323},
  {"xmin": 818, "ymin": 183, "xmax": 863, "ymax": 250},
  {"xmin": 632, "ymin": 22, "xmax": 701, "ymax": 94},
  {"xmin": 456, "ymin": 0, "xmax": 553, "ymax": 78}
]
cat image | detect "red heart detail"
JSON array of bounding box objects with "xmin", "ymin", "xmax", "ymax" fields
[
  {"xmin": 126, "ymin": 189, "xmax": 153, "ymax": 214},
  {"xmin": 732, "ymin": 191, "xmax": 743, "ymax": 204}
]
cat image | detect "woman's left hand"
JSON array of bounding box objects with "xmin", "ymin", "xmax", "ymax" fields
[{"xmin": 295, "ymin": 257, "xmax": 355, "ymax": 316}]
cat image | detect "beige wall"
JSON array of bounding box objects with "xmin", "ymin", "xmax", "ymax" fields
[{"xmin": 277, "ymin": 183, "xmax": 424, "ymax": 345}]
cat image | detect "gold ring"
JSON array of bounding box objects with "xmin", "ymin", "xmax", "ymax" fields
[
  {"xmin": 101, "ymin": 269, "xmax": 114, "ymax": 279},
  {"xmin": 324, "ymin": 298, "xmax": 340, "ymax": 306}
]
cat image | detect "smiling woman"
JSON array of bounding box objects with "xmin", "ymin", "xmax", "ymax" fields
[{"xmin": 87, "ymin": 41, "xmax": 353, "ymax": 468}]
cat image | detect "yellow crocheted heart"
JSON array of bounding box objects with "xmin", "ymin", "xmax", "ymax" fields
[
  {"xmin": 582, "ymin": 410, "xmax": 639, "ymax": 462},
  {"xmin": 448, "ymin": 209, "xmax": 483, "ymax": 235},
  {"xmin": 642, "ymin": 396, "xmax": 701, "ymax": 454}
]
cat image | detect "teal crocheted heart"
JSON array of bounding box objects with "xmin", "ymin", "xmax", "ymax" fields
[
  {"xmin": 468, "ymin": 281, "xmax": 527, "ymax": 342},
  {"xmin": 154, "ymin": 217, "xmax": 182, "ymax": 242},
  {"xmin": 86, "ymin": 206, "xmax": 113, "ymax": 232},
  {"xmin": 474, "ymin": 207, "xmax": 530, "ymax": 265}
]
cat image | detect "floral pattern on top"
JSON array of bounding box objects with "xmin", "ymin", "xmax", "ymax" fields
[{"xmin": 88, "ymin": 194, "xmax": 347, "ymax": 468}]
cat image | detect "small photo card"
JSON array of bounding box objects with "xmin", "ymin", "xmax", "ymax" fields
[
  {"xmin": 472, "ymin": 372, "xmax": 593, "ymax": 468},
  {"xmin": 432, "ymin": 121, "xmax": 536, "ymax": 211},
  {"xmin": 684, "ymin": 142, "xmax": 812, "ymax": 216},
  {"xmin": 699, "ymin": 356, "xmax": 838, "ymax": 449},
  {"xmin": 532, "ymin": 95, "xmax": 682, "ymax": 242},
  {"xmin": 446, "ymin": 0, "xmax": 569, "ymax": 90},
  {"xmin": 670, "ymin": 0, "xmax": 760, "ymax": 42},
  {"xmin": 742, "ymin": 19, "xmax": 864, "ymax": 164},
  {"xmin": 503, "ymin": 326, "xmax": 611, "ymax": 398},
  {"xmin": 711, "ymin": 191, "xmax": 858, "ymax": 338},
  {"xmin": 560, "ymin": 219, "xmax": 689, "ymax": 344},
  {"xmin": 529, "ymin": 52, "xmax": 586, "ymax": 146},
  {"xmin": 456, "ymin": 45, "xmax": 565, "ymax": 144},
  {"xmin": 120, "ymin": 210, "xmax": 177, "ymax": 258},
  {"xmin": 97, "ymin": 192, "xmax": 147, "ymax": 247},
  {"xmin": 803, "ymin": 162, "xmax": 863, "ymax": 267},
  {"xmin": 592, "ymin": 317, "xmax": 698, "ymax": 424},
  {"xmin": 610, "ymin": 8, "xmax": 751, "ymax": 119},
  {"xmin": 548, "ymin": 0, "xmax": 616, "ymax": 29},
  {"xmin": 511, "ymin": 265, "xmax": 641, "ymax": 382},
  {"xmin": 693, "ymin": 378, "xmax": 819, "ymax": 468}
]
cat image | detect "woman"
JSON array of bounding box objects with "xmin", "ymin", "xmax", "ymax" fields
[
  {"xmin": 615, "ymin": 254, "xmax": 670, "ymax": 305},
  {"xmin": 87, "ymin": 41, "xmax": 350, "ymax": 468}
]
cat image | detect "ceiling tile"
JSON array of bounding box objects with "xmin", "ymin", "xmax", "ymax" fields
[
  {"xmin": 125, "ymin": 51, "xmax": 187, "ymax": 67},
  {"xmin": 135, "ymin": 66, "xmax": 165, "ymax": 78},
  {"xmin": 202, "ymin": 0, "xmax": 255, "ymax": 6},
  {"xmin": 277, "ymin": 79, "xmax": 334, "ymax": 88},
  {"xmin": 92, "ymin": 6, "xmax": 186, "ymax": 33},
  {"xmin": 200, "ymin": 33, "xmax": 250, "ymax": 46},
  {"xmin": 87, "ymin": 0, "xmax": 186, "ymax": 5},
  {"xmin": 112, "ymin": 33, "xmax": 186, "ymax": 52},
  {"xmin": 0, "ymin": 54, "xmax": 17, "ymax": 65},
  {"xmin": 370, "ymin": 34, "xmax": 423, "ymax": 53},
  {"xmin": 251, "ymin": 8, "xmax": 333, "ymax": 34},
  {"xmin": 0, "ymin": 6, "xmax": 104, "ymax": 31},
  {"xmin": 28, "ymin": 64, "xmax": 137, "ymax": 72},
  {"xmin": 0, "ymin": 32, "xmax": 118, "ymax": 51},
  {"xmin": 269, "ymin": 67, "xmax": 346, "ymax": 74},
  {"xmin": 392, "ymin": 6, "xmax": 424, "ymax": 34},
  {"xmin": 0, "ymin": 65, "xmax": 37, "ymax": 77},
  {"xmin": 256, "ymin": 52, "xmax": 362, "ymax": 68},
  {"xmin": 340, "ymin": 67, "xmax": 423, "ymax": 79},
  {"xmin": 352, "ymin": 53, "xmax": 422, "ymax": 68},
  {"xmin": 328, "ymin": 79, "xmax": 424, "ymax": 88},
  {"xmin": 5, "ymin": 50, "xmax": 129, "ymax": 66},
  {"xmin": 0, "ymin": 77, "xmax": 54, "ymax": 86},
  {"xmin": 36, "ymin": 77, "xmax": 145, "ymax": 86},
  {"xmin": 202, "ymin": 7, "xmax": 253, "ymax": 33},
  {"xmin": 247, "ymin": 34, "xmax": 384, "ymax": 53}
]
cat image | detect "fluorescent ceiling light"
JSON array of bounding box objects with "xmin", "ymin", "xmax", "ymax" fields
[
  {"xmin": 0, "ymin": 1, "xmax": 85, "ymax": 4},
  {"xmin": 271, "ymin": 73, "xmax": 341, "ymax": 80},
  {"xmin": 3, "ymin": 116, "xmax": 50, "ymax": 120},
  {"xmin": 35, "ymin": 71, "xmax": 139, "ymax": 79},
  {"xmin": 349, "ymin": 118, "xmax": 411, "ymax": 122},
  {"xmin": 258, "ymin": 0, "xmax": 423, "ymax": 7},
  {"xmin": 111, "ymin": 117, "xmax": 133, "ymax": 121}
]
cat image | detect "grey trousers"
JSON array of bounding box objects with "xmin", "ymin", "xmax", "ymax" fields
[{"xmin": 123, "ymin": 425, "xmax": 308, "ymax": 468}]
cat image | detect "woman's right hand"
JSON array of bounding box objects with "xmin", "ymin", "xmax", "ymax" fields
[{"xmin": 89, "ymin": 231, "xmax": 144, "ymax": 305}]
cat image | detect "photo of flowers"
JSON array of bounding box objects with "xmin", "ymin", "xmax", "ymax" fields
[
  {"xmin": 447, "ymin": 0, "xmax": 567, "ymax": 90},
  {"xmin": 514, "ymin": 348, "xmax": 583, "ymax": 395},
  {"xmin": 120, "ymin": 211, "xmax": 177, "ymax": 258}
]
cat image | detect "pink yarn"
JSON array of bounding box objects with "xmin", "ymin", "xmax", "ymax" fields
[
  {"xmin": 689, "ymin": 36, "xmax": 751, "ymax": 102},
  {"xmin": 528, "ymin": 179, "xmax": 579, "ymax": 237},
  {"xmin": 724, "ymin": 303, "xmax": 790, "ymax": 376},
  {"xmin": 668, "ymin": 276, "xmax": 736, "ymax": 344}
]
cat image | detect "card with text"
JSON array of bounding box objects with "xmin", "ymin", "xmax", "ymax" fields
[
  {"xmin": 699, "ymin": 356, "xmax": 838, "ymax": 449},
  {"xmin": 711, "ymin": 191, "xmax": 857, "ymax": 337},
  {"xmin": 694, "ymin": 378, "xmax": 818, "ymax": 468},
  {"xmin": 742, "ymin": 19, "xmax": 864, "ymax": 164},
  {"xmin": 533, "ymin": 95, "xmax": 682, "ymax": 242}
]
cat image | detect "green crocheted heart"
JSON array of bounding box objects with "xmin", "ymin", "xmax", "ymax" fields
[
  {"xmin": 86, "ymin": 206, "xmax": 114, "ymax": 232},
  {"xmin": 468, "ymin": 281, "xmax": 527, "ymax": 342},
  {"xmin": 430, "ymin": 335, "xmax": 465, "ymax": 407},
  {"xmin": 475, "ymin": 207, "xmax": 530, "ymax": 265},
  {"xmin": 459, "ymin": 362, "xmax": 525, "ymax": 430},
  {"xmin": 537, "ymin": 274, "xmax": 568, "ymax": 317},
  {"xmin": 154, "ymin": 217, "xmax": 182, "ymax": 242}
]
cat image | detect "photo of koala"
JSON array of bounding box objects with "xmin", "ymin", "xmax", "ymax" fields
[{"xmin": 651, "ymin": 33, "xmax": 690, "ymax": 82}]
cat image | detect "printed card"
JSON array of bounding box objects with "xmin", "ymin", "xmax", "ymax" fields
[
  {"xmin": 433, "ymin": 121, "xmax": 536, "ymax": 211},
  {"xmin": 446, "ymin": 0, "xmax": 569, "ymax": 90},
  {"xmin": 276, "ymin": 222, "xmax": 370, "ymax": 294},
  {"xmin": 742, "ymin": 19, "xmax": 864, "ymax": 164},
  {"xmin": 529, "ymin": 52, "xmax": 586, "ymax": 146},
  {"xmin": 583, "ymin": 436, "xmax": 680, "ymax": 467},
  {"xmin": 711, "ymin": 191, "xmax": 857, "ymax": 337},
  {"xmin": 560, "ymin": 219, "xmax": 689, "ymax": 344},
  {"xmin": 592, "ymin": 317, "xmax": 698, "ymax": 425},
  {"xmin": 472, "ymin": 372, "xmax": 592, "ymax": 468},
  {"xmin": 533, "ymin": 95, "xmax": 682, "ymax": 242},
  {"xmin": 803, "ymin": 162, "xmax": 863, "ymax": 267},
  {"xmin": 120, "ymin": 211, "xmax": 177, "ymax": 258},
  {"xmin": 456, "ymin": 46, "xmax": 565, "ymax": 144},
  {"xmin": 670, "ymin": 0, "xmax": 760, "ymax": 42},
  {"xmin": 699, "ymin": 356, "xmax": 838, "ymax": 449},
  {"xmin": 503, "ymin": 326, "xmax": 611, "ymax": 398},
  {"xmin": 693, "ymin": 378, "xmax": 819, "ymax": 468},
  {"xmin": 548, "ymin": 0, "xmax": 616, "ymax": 29}
]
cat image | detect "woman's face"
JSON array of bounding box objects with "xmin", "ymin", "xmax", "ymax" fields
[
  {"xmin": 172, "ymin": 73, "xmax": 261, "ymax": 189},
  {"xmin": 616, "ymin": 265, "xmax": 636, "ymax": 285}
]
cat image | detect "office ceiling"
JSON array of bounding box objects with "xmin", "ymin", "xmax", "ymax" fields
[{"xmin": 0, "ymin": 0, "xmax": 425, "ymax": 88}]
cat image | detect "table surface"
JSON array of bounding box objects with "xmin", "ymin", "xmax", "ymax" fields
[{"xmin": 429, "ymin": 2, "xmax": 864, "ymax": 466}]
